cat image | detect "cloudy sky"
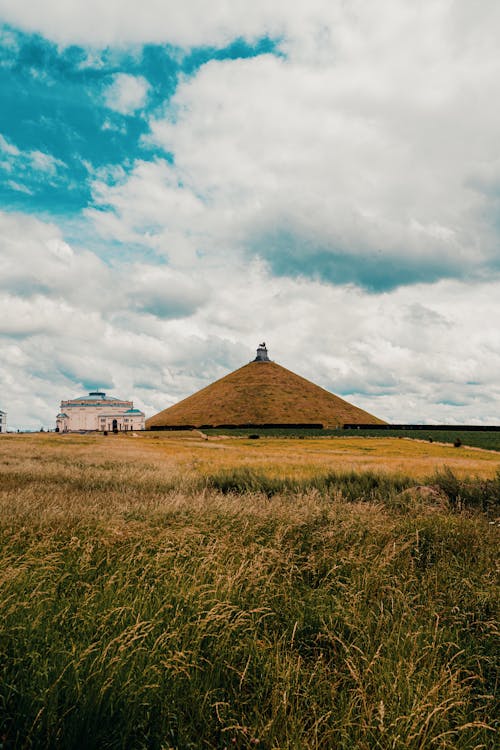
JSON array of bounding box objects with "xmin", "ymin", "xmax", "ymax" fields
[{"xmin": 1, "ymin": 1, "xmax": 499, "ymax": 429}]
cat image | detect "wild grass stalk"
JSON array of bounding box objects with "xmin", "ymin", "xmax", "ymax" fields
[{"xmin": 0, "ymin": 436, "xmax": 498, "ymax": 748}]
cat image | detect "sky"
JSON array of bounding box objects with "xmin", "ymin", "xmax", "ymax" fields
[{"xmin": 1, "ymin": 0, "xmax": 499, "ymax": 430}]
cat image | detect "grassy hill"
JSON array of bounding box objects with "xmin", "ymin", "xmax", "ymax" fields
[{"xmin": 147, "ymin": 360, "xmax": 385, "ymax": 429}]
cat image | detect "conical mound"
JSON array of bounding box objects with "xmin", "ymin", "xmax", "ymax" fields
[{"xmin": 147, "ymin": 350, "xmax": 385, "ymax": 429}]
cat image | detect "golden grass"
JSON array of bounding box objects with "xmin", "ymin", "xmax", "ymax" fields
[
  {"xmin": 2, "ymin": 431, "xmax": 499, "ymax": 482},
  {"xmin": 0, "ymin": 433, "xmax": 498, "ymax": 749},
  {"xmin": 141, "ymin": 433, "xmax": 500, "ymax": 481}
]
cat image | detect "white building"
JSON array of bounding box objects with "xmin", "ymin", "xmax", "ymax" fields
[
  {"xmin": 56, "ymin": 391, "xmax": 145, "ymax": 432},
  {"xmin": 0, "ymin": 410, "xmax": 6, "ymax": 433}
]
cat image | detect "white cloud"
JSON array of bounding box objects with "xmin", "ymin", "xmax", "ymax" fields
[
  {"xmin": 129, "ymin": 263, "xmax": 209, "ymax": 318},
  {"xmin": 0, "ymin": 212, "xmax": 211, "ymax": 428},
  {"xmin": 101, "ymin": 118, "xmax": 127, "ymax": 134},
  {"xmin": 103, "ymin": 73, "xmax": 150, "ymax": 115},
  {"xmin": 1, "ymin": 211, "xmax": 500, "ymax": 430},
  {"xmin": 4, "ymin": 4, "xmax": 500, "ymax": 285},
  {"xmin": 0, "ymin": 211, "xmax": 110, "ymax": 307},
  {"xmin": 29, "ymin": 150, "xmax": 65, "ymax": 175},
  {"xmin": 0, "ymin": 133, "xmax": 20, "ymax": 156},
  {"xmin": 0, "ymin": 133, "xmax": 66, "ymax": 184},
  {"xmin": 1, "ymin": 2, "xmax": 500, "ymax": 429},
  {"xmin": 7, "ymin": 180, "xmax": 33, "ymax": 194},
  {"xmin": 0, "ymin": 0, "xmax": 282, "ymax": 47},
  {"xmin": 1, "ymin": 0, "xmax": 499, "ymax": 61},
  {"xmin": 94, "ymin": 34, "xmax": 500, "ymax": 288}
]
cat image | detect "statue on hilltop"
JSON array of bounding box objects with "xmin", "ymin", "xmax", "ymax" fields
[{"xmin": 255, "ymin": 343, "xmax": 270, "ymax": 362}]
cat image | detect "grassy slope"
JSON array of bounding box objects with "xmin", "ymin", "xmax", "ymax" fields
[
  {"xmin": 203, "ymin": 428, "xmax": 500, "ymax": 452},
  {"xmin": 345, "ymin": 428, "xmax": 500, "ymax": 452},
  {"xmin": 146, "ymin": 361, "xmax": 385, "ymax": 428},
  {"xmin": 144, "ymin": 433, "xmax": 500, "ymax": 480},
  {"xmin": 0, "ymin": 435, "xmax": 498, "ymax": 749}
]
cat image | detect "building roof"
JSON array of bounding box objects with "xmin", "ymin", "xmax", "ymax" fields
[
  {"xmin": 71, "ymin": 392, "xmax": 124, "ymax": 401},
  {"xmin": 57, "ymin": 413, "xmax": 68, "ymax": 418},
  {"xmin": 124, "ymin": 408, "xmax": 144, "ymax": 415},
  {"xmin": 61, "ymin": 391, "xmax": 133, "ymax": 407}
]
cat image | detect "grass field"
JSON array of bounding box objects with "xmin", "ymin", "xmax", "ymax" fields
[
  {"xmin": 0, "ymin": 433, "xmax": 498, "ymax": 749},
  {"xmin": 203, "ymin": 428, "xmax": 500, "ymax": 452},
  {"xmin": 145, "ymin": 431, "xmax": 500, "ymax": 482}
]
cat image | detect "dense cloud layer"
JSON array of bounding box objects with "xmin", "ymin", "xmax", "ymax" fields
[
  {"xmin": 1, "ymin": 211, "xmax": 499, "ymax": 429},
  {"xmin": 1, "ymin": 0, "xmax": 499, "ymax": 56},
  {"xmin": 81, "ymin": 4, "xmax": 500, "ymax": 289},
  {"xmin": 1, "ymin": 1, "xmax": 499, "ymax": 428}
]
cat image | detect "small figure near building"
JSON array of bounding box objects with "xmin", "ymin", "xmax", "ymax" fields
[{"xmin": 56, "ymin": 391, "xmax": 145, "ymax": 432}]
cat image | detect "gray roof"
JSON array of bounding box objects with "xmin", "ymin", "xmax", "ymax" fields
[
  {"xmin": 72, "ymin": 392, "xmax": 122, "ymax": 401},
  {"xmin": 63, "ymin": 394, "xmax": 129, "ymax": 403}
]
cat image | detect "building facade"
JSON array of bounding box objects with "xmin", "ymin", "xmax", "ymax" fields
[
  {"xmin": 56, "ymin": 391, "xmax": 145, "ymax": 432},
  {"xmin": 0, "ymin": 410, "xmax": 6, "ymax": 433}
]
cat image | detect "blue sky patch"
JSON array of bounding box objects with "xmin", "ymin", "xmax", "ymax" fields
[{"xmin": 0, "ymin": 25, "xmax": 281, "ymax": 219}]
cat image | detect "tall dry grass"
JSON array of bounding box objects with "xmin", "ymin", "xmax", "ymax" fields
[{"xmin": 0, "ymin": 434, "xmax": 498, "ymax": 748}]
